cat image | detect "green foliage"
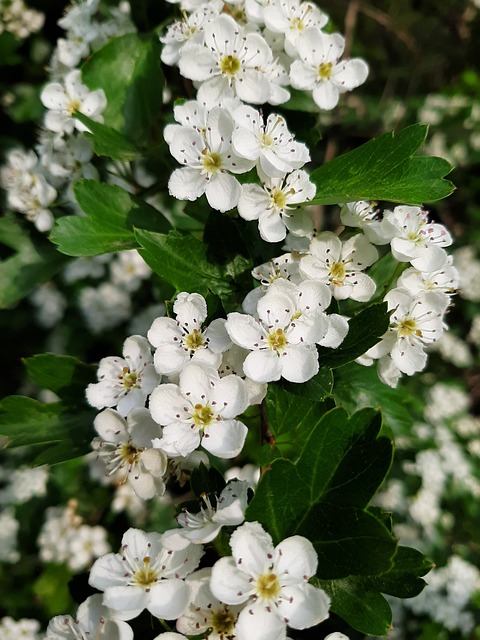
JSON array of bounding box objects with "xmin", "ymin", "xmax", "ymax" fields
[
  {"xmin": 317, "ymin": 302, "xmax": 390, "ymax": 369},
  {"xmin": 50, "ymin": 180, "xmax": 170, "ymax": 256},
  {"xmin": 308, "ymin": 124, "xmax": 454, "ymax": 205},
  {"xmin": 81, "ymin": 32, "xmax": 163, "ymax": 146},
  {"xmin": 136, "ymin": 228, "xmax": 237, "ymax": 305},
  {"xmin": 0, "ymin": 214, "xmax": 69, "ymax": 309},
  {"xmin": 190, "ymin": 462, "xmax": 226, "ymax": 498},
  {"xmin": 74, "ymin": 113, "xmax": 141, "ymax": 161}
]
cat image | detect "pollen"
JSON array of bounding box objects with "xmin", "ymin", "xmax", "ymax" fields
[
  {"xmin": 271, "ymin": 187, "xmax": 287, "ymax": 210},
  {"xmin": 185, "ymin": 329, "xmax": 205, "ymax": 351},
  {"xmin": 397, "ymin": 318, "xmax": 418, "ymax": 337},
  {"xmin": 211, "ymin": 608, "xmax": 236, "ymax": 634},
  {"xmin": 318, "ymin": 62, "xmax": 333, "ymax": 80},
  {"xmin": 256, "ymin": 572, "xmax": 281, "ymax": 599},
  {"xmin": 329, "ymin": 261, "xmax": 346, "ymax": 284},
  {"xmin": 133, "ymin": 556, "xmax": 158, "ymax": 588},
  {"xmin": 267, "ymin": 328, "xmax": 288, "ymax": 352},
  {"xmin": 220, "ymin": 54, "xmax": 241, "ymax": 76},
  {"xmin": 121, "ymin": 368, "xmax": 139, "ymax": 389},
  {"xmin": 119, "ymin": 442, "xmax": 140, "ymax": 466},
  {"xmin": 192, "ymin": 404, "xmax": 214, "ymax": 427},
  {"xmin": 202, "ymin": 151, "xmax": 223, "ymax": 174},
  {"xmin": 66, "ymin": 99, "xmax": 81, "ymax": 115}
]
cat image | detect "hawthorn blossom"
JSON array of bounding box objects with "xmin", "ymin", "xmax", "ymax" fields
[
  {"xmin": 177, "ymin": 568, "xmax": 243, "ymax": 639},
  {"xmin": 150, "ymin": 364, "xmax": 250, "ymax": 459},
  {"xmin": 232, "ymin": 106, "xmax": 310, "ymax": 178},
  {"xmin": 46, "ymin": 594, "xmax": 133, "ymax": 640},
  {"xmin": 263, "ymin": 0, "xmax": 329, "ymax": 57},
  {"xmin": 340, "ymin": 201, "xmax": 391, "ymax": 245},
  {"xmin": 397, "ymin": 256, "xmax": 459, "ymax": 297},
  {"xmin": 168, "ymin": 106, "xmax": 254, "ymax": 212},
  {"xmin": 178, "ymin": 14, "xmax": 275, "ymax": 105},
  {"xmin": 210, "ymin": 521, "xmax": 330, "ymax": 640},
  {"xmin": 148, "ymin": 292, "xmax": 231, "ymax": 377},
  {"xmin": 299, "ymin": 231, "xmax": 378, "ymax": 301},
  {"xmin": 365, "ymin": 288, "xmax": 449, "ymax": 376},
  {"xmin": 86, "ymin": 335, "xmax": 159, "ymax": 416},
  {"xmin": 7, "ymin": 171, "xmax": 57, "ymax": 232},
  {"xmin": 289, "ymin": 28, "xmax": 369, "ymax": 110},
  {"xmin": 175, "ymin": 479, "xmax": 249, "ymax": 544},
  {"xmin": 89, "ymin": 527, "xmax": 203, "ymax": 620},
  {"xmin": 41, "ymin": 69, "xmax": 107, "ymax": 135},
  {"xmin": 160, "ymin": 3, "xmax": 222, "ymax": 66},
  {"xmin": 238, "ymin": 170, "xmax": 315, "ymax": 242},
  {"xmin": 383, "ymin": 205, "xmax": 453, "ymax": 271},
  {"xmin": 225, "ymin": 285, "xmax": 321, "ymax": 384},
  {"xmin": 92, "ymin": 408, "xmax": 167, "ymax": 500}
]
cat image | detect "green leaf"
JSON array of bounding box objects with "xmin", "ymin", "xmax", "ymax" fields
[
  {"xmin": 317, "ymin": 302, "xmax": 390, "ymax": 369},
  {"xmin": 308, "ymin": 124, "xmax": 454, "ymax": 205},
  {"xmin": 0, "ymin": 214, "xmax": 68, "ymax": 309},
  {"xmin": 317, "ymin": 547, "xmax": 432, "ymax": 635},
  {"xmin": 281, "ymin": 87, "xmax": 319, "ymax": 113},
  {"xmin": 23, "ymin": 354, "xmax": 95, "ymax": 407},
  {"xmin": 333, "ymin": 361, "xmax": 415, "ymax": 433},
  {"xmin": 246, "ymin": 406, "xmax": 396, "ymax": 579},
  {"xmin": 0, "ymin": 396, "xmax": 95, "ymax": 465},
  {"xmin": 280, "ymin": 367, "xmax": 333, "ymax": 401},
  {"xmin": 190, "ymin": 462, "xmax": 227, "ymax": 498},
  {"xmin": 135, "ymin": 228, "xmax": 236, "ymax": 302},
  {"xmin": 81, "ymin": 32, "xmax": 163, "ymax": 144},
  {"xmin": 74, "ymin": 112, "xmax": 140, "ymax": 161},
  {"xmin": 50, "ymin": 180, "xmax": 170, "ymax": 256}
]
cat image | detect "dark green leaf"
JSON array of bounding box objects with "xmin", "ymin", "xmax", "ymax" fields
[
  {"xmin": 23, "ymin": 354, "xmax": 95, "ymax": 406},
  {"xmin": 246, "ymin": 406, "xmax": 396, "ymax": 582},
  {"xmin": 135, "ymin": 228, "xmax": 236, "ymax": 302},
  {"xmin": 264, "ymin": 384, "xmax": 325, "ymax": 439},
  {"xmin": 280, "ymin": 367, "xmax": 333, "ymax": 401},
  {"xmin": 0, "ymin": 214, "xmax": 68, "ymax": 309},
  {"xmin": 74, "ymin": 112, "xmax": 140, "ymax": 161},
  {"xmin": 203, "ymin": 212, "xmax": 253, "ymax": 282},
  {"xmin": 333, "ymin": 361, "xmax": 415, "ymax": 433},
  {"xmin": 50, "ymin": 180, "xmax": 170, "ymax": 256},
  {"xmin": 81, "ymin": 33, "xmax": 163, "ymax": 144},
  {"xmin": 0, "ymin": 396, "xmax": 95, "ymax": 465},
  {"xmin": 190, "ymin": 462, "xmax": 227, "ymax": 498},
  {"xmin": 281, "ymin": 87, "xmax": 319, "ymax": 113},
  {"xmin": 317, "ymin": 302, "xmax": 390, "ymax": 368},
  {"xmin": 308, "ymin": 124, "xmax": 454, "ymax": 205}
]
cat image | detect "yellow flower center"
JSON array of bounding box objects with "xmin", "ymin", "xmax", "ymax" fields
[
  {"xmin": 262, "ymin": 132, "xmax": 273, "ymax": 147},
  {"xmin": 267, "ymin": 328, "xmax": 288, "ymax": 352},
  {"xmin": 290, "ymin": 16, "xmax": 304, "ymax": 31},
  {"xmin": 185, "ymin": 328, "xmax": 205, "ymax": 351},
  {"xmin": 220, "ymin": 54, "xmax": 241, "ymax": 76},
  {"xmin": 256, "ymin": 572, "xmax": 281, "ymax": 599},
  {"xmin": 133, "ymin": 557, "xmax": 158, "ymax": 588},
  {"xmin": 318, "ymin": 62, "xmax": 333, "ymax": 80},
  {"xmin": 329, "ymin": 261, "xmax": 346, "ymax": 285},
  {"xmin": 202, "ymin": 151, "xmax": 223, "ymax": 174},
  {"xmin": 271, "ymin": 187, "xmax": 287, "ymax": 210},
  {"xmin": 67, "ymin": 99, "xmax": 81, "ymax": 115},
  {"xmin": 397, "ymin": 318, "xmax": 421, "ymax": 337},
  {"xmin": 212, "ymin": 608, "xmax": 237, "ymax": 634},
  {"xmin": 119, "ymin": 442, "xmax": 140, "ymax": 466},
  {"xmin": 192, "ymin": 404, "xmax": 214, "ymax": 427},
  {"xmin": 120, "ymin": 367, "xmax": 139, "ymax": 389}
]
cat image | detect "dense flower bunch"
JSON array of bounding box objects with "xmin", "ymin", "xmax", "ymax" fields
[{"xmin": 2, "ymin": 0, "xmax": 476, "ymax": 638}]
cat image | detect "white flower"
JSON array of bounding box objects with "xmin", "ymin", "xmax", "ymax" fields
[
  {"xmin": 0, "ymin": 616, "xmax": 43, "ymax": 640},
  {"xmin": 178, "ymin": 14, "xmax": 274, "ymax": 105},
  {"xmin": 366, "ymin": 288, "xmax": 449, "ymax": 376},
  {"xmin": 232, "ymin": 106, "xmax": 310, "ymax": 179},
  {"xmin": 339, "ymin": 201, "xmax": 391, "ymax": 245},
  {"xmin": 210, "ymin": 521, "xmax": 330, "ymax": 640},
  {"xmin": 92, "ymin": 408, "xmax": 167, "ymax": 500},
  {"xmin": 225, "ymin": 285, "xmax": 320, "ymax": 384},
  {"xmin": 148, "ymin": 292, "xmax": 231, "ymax": 377},
  {"xmin": 290, "ymin": 28, "xmax": 368, "ymax": 110},
  {"xmin": 177, "ymin": 567, "xmax": 243, "ymax": 639},
  {"xmin": 397, "ymin": 257, "xmax": 459, "ymax": 297},
  {"xmin": 160, "ymin": 4, "xmax": 222, "ymax": 66},
  {"xmin": 86, "ymin": 335, "xmax": 160, "ymax": 416},
  {"xmin": 168, "ymin": 106, "xmax": 254, "ymax": 212},
  {"xmin": 7, "ymin": 170, "xmax": 57, "ymax": 232},
  {"xmin": 41, "ymin": 69, "xmax": 107, "ymax": 135},
  {"xmin": 175, "ymin": 479, "xmax": 249, "ymax": 543},
  {"xmin": 300, "ymin": 231, "xmax": 378, "ymax": 301},
  {"xmin": 263, "ymin": 0, "xmax": 329, "ymax": 57},
  {"xmin": 47, "ymin": 594, "xmax": 133, "ymax": 640},
  {"xmin": 238, "ymin": 170, "xmax": 315, "ymax": 243},
  {"xmin": 79, "ymin": 282, "xmax": 131, "ymax": 334},
  {"xmin": 150, "ymin": 364, "xmax": 250, "ymax": 459},
  {"xmin": 383, "ymin": 205, "xmax": 453, "ymax": 271},
  {"xmin": 89, "ymin": 528, "xmax": 203, "ymax": 620}
]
